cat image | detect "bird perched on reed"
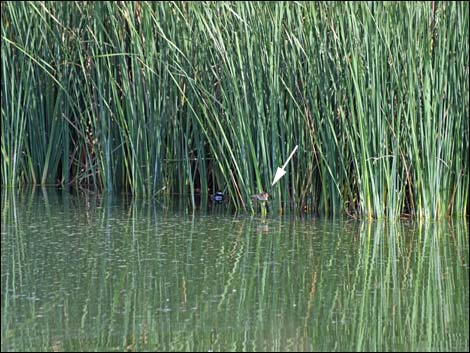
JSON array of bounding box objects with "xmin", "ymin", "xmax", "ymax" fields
[{"xmin": 251, "ymin": 192, "xmax": 269, "ymax": 202}]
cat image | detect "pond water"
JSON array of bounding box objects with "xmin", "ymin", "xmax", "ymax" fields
[{"xmin": 1, "ymin": 189, "xmax": 468, "ymax": 352}]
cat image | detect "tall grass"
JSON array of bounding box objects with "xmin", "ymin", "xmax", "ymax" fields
[{"xmin": 1, "ymin": 2, "xmax": 468, "ymax": 218}]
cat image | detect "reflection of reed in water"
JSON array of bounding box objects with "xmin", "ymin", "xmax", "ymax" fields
[
  {"xmin": 2, "ymin": 188, "xmax": 467, "ymax": 352},
  {"xmin": 256, "ymin": 221, "xmax": 269, "ymax": 233}
]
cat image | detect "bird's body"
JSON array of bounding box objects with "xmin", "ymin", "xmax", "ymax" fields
[
  {"xmin": 210, "ymin": 191, "xmax": 224, "ymax": 203},
  {"xmin": 251, "ymin": 192, "xmax": 269, "ymax": 202}
]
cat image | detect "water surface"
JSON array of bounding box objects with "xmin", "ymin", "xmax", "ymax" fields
[{"xmin": 1, "ymin": 189, "xmax": 468, "ymax": 351}]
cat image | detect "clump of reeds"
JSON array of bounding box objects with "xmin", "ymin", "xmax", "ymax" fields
[{"xmin": 1, "ymin": 2, "xmax": 468, "ymax": 218}]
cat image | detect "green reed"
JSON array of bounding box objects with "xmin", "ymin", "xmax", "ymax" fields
[{"xmin": 1, "ymin": 2, "xmax": 468, "ymax": 218}]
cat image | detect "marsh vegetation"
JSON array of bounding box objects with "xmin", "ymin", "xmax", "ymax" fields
[{"xmin": 1, "ymin": 2, "xmax": 468, "ymax": 218}]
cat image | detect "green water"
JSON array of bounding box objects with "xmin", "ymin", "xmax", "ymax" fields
[{"xmin": 1, "ymin": 189, "xmax": 468, "ymax": 352}]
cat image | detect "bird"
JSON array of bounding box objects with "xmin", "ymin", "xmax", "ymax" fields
[
  {"xmin": 251, "ymin": 191, "xmax": 269, "ymax": 202},
  {"xmin": 210, "ymin": 191, "xmax": 224, "ymax": 203}
]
